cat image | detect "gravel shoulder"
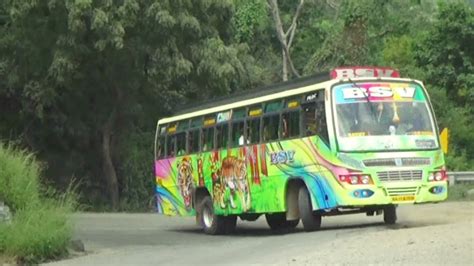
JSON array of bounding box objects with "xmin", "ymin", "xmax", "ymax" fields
[{"xmin": 46, "ymin": 201, "xmax": 474, "ymax": 265}]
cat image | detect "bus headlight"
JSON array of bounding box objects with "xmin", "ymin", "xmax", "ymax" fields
[
  {"xmin": 361, "ymin": 175, "xmax": 371, "ymax": 184},
  {"xmin": 428, "ymin": 172, "xmax": 435, "ymax": 181},
  {"xmin": 350, "ymin": 175, "xmax": 359, "ymax": 184},
  {"xmin": 428, "ymin": 170, "xmax": 447, "ymax": 182},
  {"xmin": 339, "ymin": 174, "xmax": 373, "ymax": 185}
]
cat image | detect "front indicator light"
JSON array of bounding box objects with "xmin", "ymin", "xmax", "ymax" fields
[
  {"xmin": 429, "ymin": 186, "xmax": 444, "ymax": 194},
  {"xmin": 353, "ymin": 189, "xmax": 374, "ymax": 198}
]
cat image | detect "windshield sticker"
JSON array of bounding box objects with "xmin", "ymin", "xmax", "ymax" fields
[
  {"xmin": 342, "ymin": 86, "xmax": 416, "ymax": 99},
  {"xmin": 335, "ymin": 83, "xmax": 425, "ymax": 104}
]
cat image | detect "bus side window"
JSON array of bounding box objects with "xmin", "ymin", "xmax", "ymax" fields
[
  {"xmin": 247, "ymin": 118, "xmax": 260, "ymax": 144},
  {"xmin": 202, "ymin": 127, "xmax": 214, "ymax": 152},
  {"xmin": 156, "ymin": 137, "xmax": 165, "ymax": 159},
  {"xmin": 315, "ymin": 103, "xmax": 330, "ymax": 145},
  {"xmin": 216, "ymin": 123, "xmax": 229, "ymax": 149},
  {"xmin": 303, "ymin": 104, "xmax": 317, "ymax": 136},
  {"xmin": 263, "ymin": 115, "xmax": 279, "ymax": 142},
  {"xmin": 166, "ymin": 135, "xmax": 176, "ymax": 157},
  {"xmin": 188, "ymin": 129, "xmax": 200, "ymax": 154},
  {"xmin": 281, "ymin": 111, "xmax": 300, "ymax": 139},
  {"xmin": 176, "ymin": 132, "xmax": 186, "ymax": 156},
  {"xmin": 231, "ymin": 121, "xmax": 245, "ymax": 147}
]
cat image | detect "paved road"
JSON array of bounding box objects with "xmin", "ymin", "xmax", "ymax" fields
[{"xmin": 48, "ymin": 202, "xmax": 473, "ymax": 265}]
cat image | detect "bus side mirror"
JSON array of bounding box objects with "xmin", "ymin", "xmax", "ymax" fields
[{"xmin": 440, "ymin": 128, "xmax": 449, "ymax": 154}]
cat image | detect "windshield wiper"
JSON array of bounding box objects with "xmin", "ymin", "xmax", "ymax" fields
[{"xmin": 348, "ymin": 78, "xmax": 379, "ymax": 121}]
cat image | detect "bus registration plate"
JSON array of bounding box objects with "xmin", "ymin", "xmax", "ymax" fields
[{"xmin": 391, "ymin": 195, "xmax": 415, "ymax": 202}]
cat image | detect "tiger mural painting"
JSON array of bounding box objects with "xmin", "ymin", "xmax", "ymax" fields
[
  {"xmin": 177, "ymin": 157, "xmax": 195, "ymax": 211},
  {"xmin": 212, "ymin": 156, "xmax": 251, "ymax": 212}
]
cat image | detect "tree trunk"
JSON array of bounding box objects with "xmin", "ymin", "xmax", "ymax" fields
[
  {"xmin": 267, "ymin": 0, "xmax": 303, "ymax": 80},
  {"xmin": 282, "ymin": 48, "xmax": 288, "ymax": 81},
  {"xmin": 102, "ymin": 109, "xmax": 119, "ymax": 210}
]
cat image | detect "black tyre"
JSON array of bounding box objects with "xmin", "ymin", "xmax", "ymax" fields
[
  {"xmin": 383, "ymin": 204, "xmax": 397, "ymax": 225},
  {"xmin": 298, "ymin": 186, "xmax": 321, "ymax": 232},
  {"xmin": 198, "ymin": 196, "xmax": 227, "ymax": 235}
]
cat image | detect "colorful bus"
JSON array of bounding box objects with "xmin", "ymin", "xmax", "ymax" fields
[{"xmin": 154, "ymin": 66, "xmax": 448, "ymax": 234}]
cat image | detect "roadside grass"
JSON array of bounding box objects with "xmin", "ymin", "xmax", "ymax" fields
[
  {"xmin": 0, "ymin": 143, "xmax": 77, "ymax": 264},
  {"xmin": 447, "ymin": 184, "xmax": 474, "ymax": 201}
]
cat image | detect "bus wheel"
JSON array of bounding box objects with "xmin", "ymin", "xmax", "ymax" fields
[
  {"xmin": 298, "ymin": 186, "xmax": 321, "ymax": 232},
  {"xmin": 265, "ymin": 213, "xmax": 299, "ymax": 231},
  {"xmin": 198, "ymin": 196, "xmax": 227, "ymax": 235},
  {"xmin": 383, "ymin": 204, "xmax": 397, "ymax": 225}
]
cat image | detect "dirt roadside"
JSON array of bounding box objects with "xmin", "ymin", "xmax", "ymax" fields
[{"xmin": 46, "ymin": 201, "xmax": 473, "ymax": 265}]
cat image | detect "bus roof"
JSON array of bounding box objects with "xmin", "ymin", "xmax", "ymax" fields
[
  {"xmin": 158, "ymin": 75, "xmax": 418, "ymax": 125},
  {"xmin": 159, "ymin": 73, "xmax": 330, "ymax": 125},
  {"xmin": 177, "ymin": 72, "xmax": 330, "ymax": 115}
]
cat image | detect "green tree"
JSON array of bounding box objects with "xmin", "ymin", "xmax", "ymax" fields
[
  {"xmin": 415, "ymin": 1, "xmax": 474, "ymax": 169},
  {"xmin": 0, "ymin": 0, "xmax": 245, "ymax": 209}
]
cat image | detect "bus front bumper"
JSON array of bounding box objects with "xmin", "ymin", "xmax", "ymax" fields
[{"xmin": 337, "ymin": 181, "xmax": 448, "ymax": 206}]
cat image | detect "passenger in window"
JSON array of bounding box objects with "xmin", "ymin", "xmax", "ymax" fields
[
  {"xmin": 263, "ymin": 125, "xmax": 270, "ymax": 141},
  {"xmin": 201, "ymin": 133, "xmax": 207, "ymax": 151},
  {"xmin": 303, "ymin": 106, "xmax": 317, "ymax": 136},
  {"xmin": 306, "ymin": 124, "xmax": 317, "ymax": 136},
  {"xmin": 282, "ymin": 116, "xmax": 289, "ymax": 138},
  {"xmin": 238, "ymin": 128, "xmax": 245, "ymax": 146}
]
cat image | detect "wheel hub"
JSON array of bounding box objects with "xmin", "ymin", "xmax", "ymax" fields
[{"xmin": 203, "ymin": 206, "xmax": 213, "ymax": 228}]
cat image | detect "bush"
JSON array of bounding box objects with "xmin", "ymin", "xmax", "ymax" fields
[
  {"xmin": 448, "ymin": 184, "xmax": 474, "ymax": 201},
  {"xmin": 0, "ymin": 145, "xmax": 41, "ymax": 211},
  {"xmin": 0, "ymin": 143, "xmax": 76, "ymax": 264}
]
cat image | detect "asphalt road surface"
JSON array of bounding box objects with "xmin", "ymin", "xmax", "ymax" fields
[{"xmin": 47, "ymin": 202, "xmax": 473, "ymax": 265}]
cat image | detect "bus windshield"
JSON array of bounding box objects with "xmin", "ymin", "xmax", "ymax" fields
[{"xmin": 333, "ymin": 82, "xmax": 438, "ymax": 152}]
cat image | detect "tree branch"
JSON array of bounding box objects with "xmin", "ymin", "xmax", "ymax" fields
[
  {"xmin": 268, "ymin": 0, "xmax": 287, "ymax": 43},
  {"xmin": 285, "ymin": 0, "xmax": 305, "ymax": 38},
  {"xmin": 267, "ymin": 0, "xmax": 303, "ymax": 80}
]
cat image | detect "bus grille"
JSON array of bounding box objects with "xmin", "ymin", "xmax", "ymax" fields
[
  {"xmin": 364, "ymin": 158, "xmax": 431, "ymax": 167},
  {"xmin": 377, "ymin": 170, "xmax": 423, "ymax": 182},
  {"xmin": 385, "ymin": 187, "xmax": 418, "ymax": 196}
]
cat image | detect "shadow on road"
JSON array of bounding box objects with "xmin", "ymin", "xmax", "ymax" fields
[
  {"xmin": 167, "ymin": 221, "xmax": 396, "ymax": 237},
  {"xmin": 166, "ymin": 218, "xmax": 450, "ymax": 237}
]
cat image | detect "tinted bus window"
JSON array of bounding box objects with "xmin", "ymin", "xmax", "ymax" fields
[
  {"xmin": 263, "ymin": 115, "xmax": 279, "ymax": 142},
  {"xmin": 303, "ymin": 104, "xmax": 317, "ymax": 136},
  {"xmin": 188, "ymin": 130, "xmax": 200, "ymax": 153},
  {"xmin": 176, "ymin": 132, "xmax": 186, "ymax": 156},
  {"xmin": 156, "ymin": 137, "xmax": 165, "ymax": 159},
  {"xmin": 216, "ymin": 124, "xmax": 229, "ymax": 149},
  {"xmin": 231, "ymin": 121, "xmax": 245, "ymax": 147},
  {"xmin": 202, "ymin": 127, "xmax": 214, "ymax": 152},
  {"xmin": 166, "ymin": 135, "xmax": 176, "ymax": 157},
  {"xmin": 281, "ymin": 111, "xmax": 300, "ymax": 139},
  {"xmin": 247, "ymin": 118, "xmax": 260, "ymax": 144},
  {"xmin": 316, "ymin": 103, "xmax": 329, "ymax": 145}
]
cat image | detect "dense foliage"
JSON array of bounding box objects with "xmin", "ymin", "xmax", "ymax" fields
[
  {"xmin": 0, "ymin": 0, "xmax": 472, "ymax": 210},
  {"xmin": 0, "ymin": 143, "xmax": 76, "ymax": 263}
]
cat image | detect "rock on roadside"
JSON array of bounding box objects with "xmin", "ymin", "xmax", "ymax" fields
[{"xmin": 0, "ymin": 201, "xmax": 12, "ymax": 224}]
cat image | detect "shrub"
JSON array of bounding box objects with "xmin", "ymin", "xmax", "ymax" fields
[{"xmin": 0, "ymin": 143, "xmax": 76, "ymax": 264}]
